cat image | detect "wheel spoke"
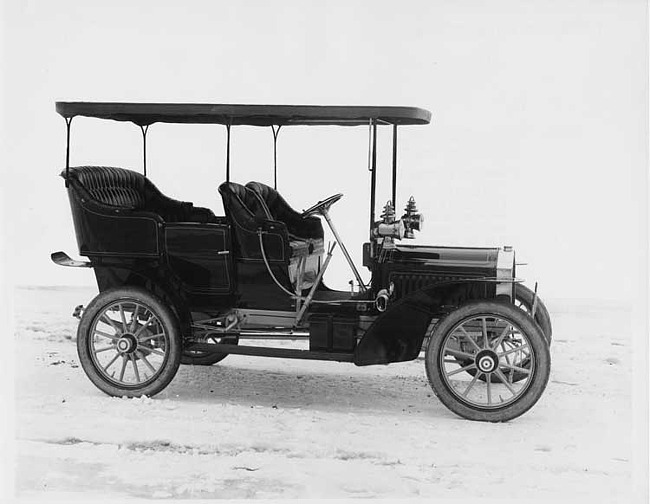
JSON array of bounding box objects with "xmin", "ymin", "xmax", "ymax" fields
[
  {"xmin": 444, "ymin": 348, "xmax": 476, "ymax": 361},
  {"xmin": 130, "ymin": 354, "xmax": 141, "ymax": 383},
  {"xmin": 486, "ymin": 372, "xmax": 492, "ymax": 405},
  {"xmin": 137, "ymin": 351, "xmax": 157, "ymax": 374},
  {"xmin": 94, "ymin": 329, "xmax": 119, "ymax": 341},
  {"xmin": 138, "ymin": 344, "xmax": 166, "ymax": 357},
  {"xmin": 94, "ymin": 345, "xmax": 115, "ymax": 354},
  {"xmin": 118, "ymin": 304, "xmax": 128, "ymax": 329},
  {"xmin": 500, "ymin": 363, "xmax": 531, "ymax": 375},
  {"xmin": 458, "ymin": 326, "xmax": 482, "ymax": 352},
  {"xmin": 134, "ymin": 316, "xmax": 154, "ymax": 338},
  {"xmin": 118, "ymin": 355, "xmax": 128, "ymax": 381},
  {"xmin": 447, "ymin": 362, "xmax": 477, "ymax": 377},
  {"xmin": 501, "ymin": 342, "xmax": 512, "ymax": 366},
  {"xmin": 102, "ymin": 352, "xmax": 120, "ymax": 372},
  {"xmin": 462, "ymin": 372, "xmax": 481, "ymax": 397},
  {"xmin": 99, "ymin": 314, "xmax": 121, "ymax": 333},
  {"xmin": 491, "ymin": 324, "xmax": 512, "ymax": 350},
  {"xmin": 481, "ymin": 317, "xmax": 489, "ymax": 349},
  {"xmin": 498, "ymin": 344, "xmax": 530, "ymax": 359},
  {"xmin": 138, "ymin": 332, "xmax": 165, "ymax": 343},
  {"xmin": 129, "ymin": 305, "xmax": 140, "ymax": 332},
  {"xmin": 494, "ymin": 368, "xmax": 518, "ymax": 396}
]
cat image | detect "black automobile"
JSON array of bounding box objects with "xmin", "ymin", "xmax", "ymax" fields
[{"xmin": 52, "ymin": 102, "xmax": 552, "ymax": 422}]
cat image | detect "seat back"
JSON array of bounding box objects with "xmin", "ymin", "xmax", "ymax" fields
[
  {"xmin": 245, "ymin": 181, "xmax": 324, "ymax": 240},
  {"xmin": 218, "ymin": 182, "xmax": 272, "ymax": 226},
  {"xmin": 64, "ymin": 166, "xmax": 216, "ymax": 223},
  {"xmin": 68, "ymin": 166, "xmax": 148, "ymax": 208},
  {"xmin": 218, "ymin": 181, "xmax": 288, "ymax": 261}
]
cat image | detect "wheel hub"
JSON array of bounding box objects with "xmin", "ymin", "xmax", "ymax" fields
[
  {"xmin": 475, "ymin": 349, "xmax": 499, "ymax": 374},
  {"xmin": 117, "ymin": 333, "xmax": 137, "ymax": 354}
]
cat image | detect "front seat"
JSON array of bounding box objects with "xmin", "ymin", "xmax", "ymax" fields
[
  {"xmin": 245, "ymin": 181, "xmax": 324, "ymax": 244},
  {"xmin": 219, "ymin": 181, "xmax": 323, "ymax": 290},
  {"xmin": 246, "ymin": 182, "xmax": 325, "ymax": 288},
  {"xmin": 219, "ymin": 181, "xmax": 304, "ymax": 261}
]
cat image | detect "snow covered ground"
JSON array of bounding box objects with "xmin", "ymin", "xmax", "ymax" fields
[{"xmin": 10, "ymin": 286, "xmax": 645, "ymax": 500}]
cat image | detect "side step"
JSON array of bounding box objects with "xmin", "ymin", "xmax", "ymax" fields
[
  {"xmin": 185, "ymin": 342, "xmax": 355, "ymax": 362},
  {"xmin": 51, "ymin": 251, "xmax": 92, "ymax": 268}
]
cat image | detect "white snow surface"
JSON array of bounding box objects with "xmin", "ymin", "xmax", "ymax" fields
[{"xmin": 11, "ymin": 286, "xmax": 640, "ymax": 500}]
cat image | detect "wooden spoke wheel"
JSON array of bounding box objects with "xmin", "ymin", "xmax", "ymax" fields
[
  {"xmin": 425, "ymin": 301, "xmax": 550, "ymax": 422},
  {"xmin": 77, "ymin": 288, "xmax": 182, "ymax": 397}
]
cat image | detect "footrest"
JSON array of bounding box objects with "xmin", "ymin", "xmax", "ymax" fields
[{"xmin": 51, "ymin": 251, "xmax": 92, "ymax": 268}]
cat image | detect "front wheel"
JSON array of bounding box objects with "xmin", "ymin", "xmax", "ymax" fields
[
  {"xmin": 425, "ymin": 301, "xmax": 550, "ymax": 422},
  {"xmin": 77, "ymin": 287, "xmax": 182, "ymax": 397}
]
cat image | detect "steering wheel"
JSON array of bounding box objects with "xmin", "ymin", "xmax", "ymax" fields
[{"xmin": 301, "ymin": 193, "xmax": 343, "ymax": 218}]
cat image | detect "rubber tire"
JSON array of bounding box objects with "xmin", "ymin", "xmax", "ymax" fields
[
  {"xmin": 425, "ymin": 301, "xmax": 550, "ymax": 422},
  {"xmin": 180, "ymin": 336, "xmax": 238, "ymax": 366},
  {"xmin": 514, "ymin": 284, "xmax": 552, "ymax": 344},
  {"xmin": 77, "ymin": 287, "xmax": 182, "ymax": 398}
]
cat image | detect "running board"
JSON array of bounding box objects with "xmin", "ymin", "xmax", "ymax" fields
[
  {"xmin": 185, "ymin": 342, "xmax": 355, "ymax": 362},
  {"xmin": 51, "ymin": 251, "xmax": 92, "ymax": 268}
]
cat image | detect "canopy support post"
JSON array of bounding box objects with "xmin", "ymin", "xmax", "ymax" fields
[
  {"xmin": 369, "ymin": 119, "xmax": 378, "ymax": 232},
  {"xmin": 64, "ymin": 117, "xmax": 73, "ymax": 187},
  {"xmin": 271, "ymin": 125, "xmax": 282, "ymax": 190},
  {"xmin": 225, "ymin": 123, "xmax": 231, "ymax": 182},
  {"xmin": 392, "ymin": 124, "xmax": 398, "ymax": 207},
  {"xmin": 139, "ymin": 125, "xmax": 149, "ymax": 177}
]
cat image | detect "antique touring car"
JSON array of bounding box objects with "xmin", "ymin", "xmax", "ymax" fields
[{"xmin": 52, "ymin": 102, "xmax": 552, "ymax": 422}]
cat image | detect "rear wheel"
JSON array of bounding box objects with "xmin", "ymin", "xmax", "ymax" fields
[
  {"xmin": 425, "ymin": 301, "xmax": 550, "ymax": 422},
  {"xmin": 77, "ymin": 287, "xmax": 182, "ymax": 397}
]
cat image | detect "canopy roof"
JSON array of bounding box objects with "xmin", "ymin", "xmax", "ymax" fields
[{"xmin": 55, "ymin": 102, "xmax": 431, "ymax": 127}]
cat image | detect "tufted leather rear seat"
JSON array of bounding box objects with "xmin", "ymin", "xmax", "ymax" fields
[{"xmin": 63, "ymin": 166, "xmax": 217, "ymax": 223}]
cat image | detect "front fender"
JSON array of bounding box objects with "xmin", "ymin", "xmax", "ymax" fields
[{"xmin": 353, "ymin": 280, "xmax": 496, "ymax": 366}]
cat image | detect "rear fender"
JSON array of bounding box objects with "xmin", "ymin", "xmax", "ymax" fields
[
  {"xmin": 353, "ymin": 280, "xmax": 496, "ymax": 366},
  {"xmin": 93, "ymin": 263, "xmax": 192, "ymax": 338}
]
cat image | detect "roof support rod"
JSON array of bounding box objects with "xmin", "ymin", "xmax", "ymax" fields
[
  {"xmin": 225, "ymin": 123, "xmax": 231, "ymax": 182},
  {"xmin": 64, "ymin": 117, "xmax": 73, "ymax": 187},
  {"xmin": 392, "ymin": 124, "xmax": 398, "ymax": 207},
  {"xmin": 369, "ymin": 119, "xmax": 378, "ymax": 232},
  {"xmin": 139, "ymin": 125, "xmax": 149, "ymax": 177},
  {"xmin": 271, "ymin": 125, "xmax": 282, "ymax": 190}
]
